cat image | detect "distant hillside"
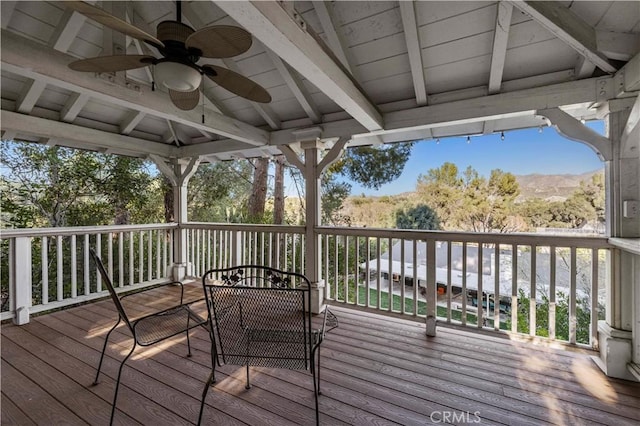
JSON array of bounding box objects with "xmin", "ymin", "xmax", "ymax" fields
[
  {"xmin": 338, "ymin": 170, "xmax": 604, "ymax": 228},
  {"xmin": 515, "ymin": 169, "xmax": 603, "ymax": 201}
]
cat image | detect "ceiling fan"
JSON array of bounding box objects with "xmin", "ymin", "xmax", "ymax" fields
[{"xmin": 64, "ymin": 1, "xmax": 271, "ymax": 111}]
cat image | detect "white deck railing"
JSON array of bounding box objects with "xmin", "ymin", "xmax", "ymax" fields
[
  {"xmin": 1, "ymin": 224, "xmax": 176, "ymax": 323},
  {"xmin": 183, "ymin": 223, "xmax": 306, "ymax": 277},
  {"xmin": 1, "ymin": 223, "xmax": 611, "ymax": 348},
  {"xmin": 317, "ymin": 227, "xmax": 611, "ymax": 348}
]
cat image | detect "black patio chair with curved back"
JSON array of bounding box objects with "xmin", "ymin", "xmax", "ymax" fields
[
  {"xmin": 198, "ymin": 265, "xmax": 338, "ymax": 426},
  {"xmin": 89, "ymin": 248, "xmax": 208, "ymax": 425}
]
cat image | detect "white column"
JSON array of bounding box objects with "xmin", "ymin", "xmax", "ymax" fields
[
  {"xmin": 596, "ymin": 105, "xmax": 639, "ymax": 381},
  {"xmin": 302, "ymin": 140, "xmax": 322, "ymax": 284},
  {"xmin": 149, "ymin": 155, "xmax": 200, "ymax": 281},
  {"xmin": 12, "ymin": 237, "xmax": 32, "ymax": 325},
  {"xmin": 280, "ymin": 130, "xmax": 349, "ymax": 314}
]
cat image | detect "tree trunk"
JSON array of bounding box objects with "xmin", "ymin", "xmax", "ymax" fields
[
  {"xmin": 273, "ymin": 155, "xmax": 285, "ymax": 224},
  {"xmin": 248, "ymin": 158, "xmax": 269, "ymax": 221},
  {"xmin": 162, "ymin": 176, "xmax": 174, "ymax": 223}
]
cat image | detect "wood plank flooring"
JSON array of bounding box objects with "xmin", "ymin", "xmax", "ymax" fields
[{"xmin": 2, "ymin": 282, "xmax": 640, "ymax": 425}]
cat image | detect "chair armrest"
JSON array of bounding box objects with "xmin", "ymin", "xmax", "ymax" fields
[
  {"xmin": 121, "ymin": 281, "xmax": 185, "ymax": 305},
  {"xmin": 319, "ymin": 308, "xmax": 338, "ymax": 341}
]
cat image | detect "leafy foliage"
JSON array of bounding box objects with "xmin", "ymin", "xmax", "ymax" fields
[
  {"xmin": 1, "ymin": 142, "xmax": 155, "ymax": 227},
  {"xmin": 395, "ymin": 204, "xmax": 440, "ymax": 230},
  {"xmin": 334, "ymin": 144, "xmax": 414, "ymax": 190}
]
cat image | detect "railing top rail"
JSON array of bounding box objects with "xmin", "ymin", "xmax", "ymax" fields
[
  {"xmin": 183, "ymin": 222, "xmax": 305, "ymax": 234},
  {"xmin": 316, "ymin": 226, "xmax": 612, "ymax": 248},
  {"xmin": 0, "ymin": 223, "xmax": 177, "ymax": 238}
]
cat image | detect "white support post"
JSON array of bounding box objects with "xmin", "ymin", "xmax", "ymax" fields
[
  {"xmin": 149, "ymin": 155, "xmax": 200, "ymax": 281},
  {"xmin": 595, "ymin": 105, "xmax": 639, "ymax": 381},
  {"xmin": 280, "ymin": 130, "xmax": 348, "ymax": 314},
  {"xmin": 12, "ymin": 237, "xmax": 32, "ymax": 325}
]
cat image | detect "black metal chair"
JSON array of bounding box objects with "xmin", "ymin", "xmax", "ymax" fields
[
  {"xmin": 89, "ymin": 249, "xmax": 208, "ymax": 425},
  {"xmin": 198, "ymin": 265, "xmax": 337, "ymax": 426}
]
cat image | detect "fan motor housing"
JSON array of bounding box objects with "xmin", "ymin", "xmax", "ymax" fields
[{"xmin": 157, "ymin": 21, "xmax": 201, "ymax": 62}]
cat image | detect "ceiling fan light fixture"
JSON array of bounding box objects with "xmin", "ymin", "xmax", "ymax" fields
[{"xmin": 155, "ymin": 61, "xmax": 202, "ymax": 92}]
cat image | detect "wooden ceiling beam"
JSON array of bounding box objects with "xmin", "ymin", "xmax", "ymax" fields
[
  {"xmin": 510, "ymin": 1, "xmax": 616, "ymax": 73},
  {"xmin": 488, "ymin": 3, "xmax": 513, "ymax": 94},
  {"xmin": 265, "ymin": 47, "xmax": 322, "ymax": 124},
  {"xmin": 399, "ymin": 1, "xmax": 427, "ymax": 105},
  {"xmin": 216, "ymin": 1, "xmax": 383, "ymax": 131},
  {"xmin": 1, "ymin": 110, "xmax": 174, "ymax": 157},
  {"xmin": 16, "ymin": 80, "xmax": 47, "ymax": 114}
]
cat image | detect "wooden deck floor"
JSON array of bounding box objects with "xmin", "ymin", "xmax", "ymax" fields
[{"xmin": 2, "ymin": 283, "xmax": 640, "ymax": 425}]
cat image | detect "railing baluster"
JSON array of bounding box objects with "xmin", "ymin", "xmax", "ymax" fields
[
  {"xmin": 412, "ymin": 239, "xmax": 418, "ymax": 316},
  {"xmin": 388, "ymin": 237, "xmax": 393, "ymax": 312},
  {"xmin": 118, "ymin": 232, "xmax": 124, "ymax": 287},
  {"xmin": 400, "ymin": 238, "xmax": 406, "ymax": 314},
  {"xmin": 511, "ymin": 243, "xmax": 518, "ymax": 334},
  {"xmin": 41, "ymin": 236, "xmax": 48, "ymax": 304},
  {"xmin": 426, "ymin": 239, "xmax": 437, "ymax": 336},
  {"xmin": 376, "ymin": 237, "xmax": 381, "ymax": 310},
  {"xmin": 108, "ymin": 233, "xmax": 113, "ymax": 283},
  {"xmin": 447, "ymin": 241, "xmax": 452, "ymax": 323},
  {"xmin": 477, "ymin": 243, "xmax": 483, "ymax": 328},
  {"xmin": 549, "ymin": 246, "xmax": 556, "ymax": 340},
  {"xmin": 334, "ymin": 235, "xmax": 339, "ymax": 301},
  {"xmin": 461, "ymin": 242, "xmax": 467, "ymax": 326},
  {"xmin": 494, "ymin": 244, "xmax": 500, "ymax": 330},
  {"xmin": 138, "ymin": 231, "xmax": 144, "ymax": 284},
  {"xmin": 324, "ymin": 235, "xmax": 330, "ymax": 299},
  {"xmin": 168, "ymin": 229, "xmax": 173, "ymax": 269},
  {"xmin": 530, "ymin": 245, "xmax": 537, "ymax": 337},
  {"xmin": 84, "ymin": 234, "xmax": 90, "ymax": 294},
  {"xmin": 56, "ymin": 235, "xmax": 63, "ymax": 301},
  {"xmin": 355, "ymin": 236, "xmax": 360, "ymax": 306},
  {"xmin": 96, "ymin": 234, "xmax": 102, "ymax": 292},
  {"xmin": 129, "ymin": 231, "xmax": 134, "ymax": 285},
  {"xmin": 344, "ymin": 235, "xmax": 349, "ymax": 304},
  {"xmin": 591, "ymin": 248, "xmax": 599, "ymax": 348},
  {"xmin": 569, "ymin": 246, "xmax": 577, "ymax": 344},
  {"xmin": 147, "ymin": 230, "xmax": 152, "ymax": 281},
  {"xmin": 70, "ymin": 235, "xmax": 77, "ymax": 298},
  {"xmin": 156, "ymin": 230, "xmax": 161, "ymax": 279}
]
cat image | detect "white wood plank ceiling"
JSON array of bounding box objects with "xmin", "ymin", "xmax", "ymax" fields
[{"xmin": 1, "ymin": 1, "xmax": 638, "ymax": 161}]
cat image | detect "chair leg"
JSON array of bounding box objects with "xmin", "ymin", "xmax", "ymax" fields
[
  {"xmin": 312, "ymin": 355, "xmax": 320, "ymax": 426},
  {"xmin": 93, "ymin": 319, "xmax": 121, "ymax": 385},
  {"xmin": 186, "ymin": 313, "xmax": 192, "ymax": 357},
  {"xmin": 245, "ymin": 363, "xmax": 251, "ymax": 389},
  {"xmin": 197, "ymin": 370, "xmax": 216, "ymax": 426},
  {"xmin": 110, "ymin": 341, "xmax": 136, "ymax": 426},
  {"xmin": 317, "ymin": 346, "xmax": 322, "ymax": 395}
]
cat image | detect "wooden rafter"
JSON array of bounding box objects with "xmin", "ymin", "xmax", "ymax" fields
[
  {"xmin": 399, "ymin": 1, "xmax": 427, "ymax": 105},
  {"xmin": 509, "ymin": 1, "xmax": 616, "ymax": 73},
  {"xmin": 488, "ymin": 3, "xmax": 513, "ymax": 94},
  {"xmin": 216, "ymin": 1, "xmax": 383, "ymax": 131}
]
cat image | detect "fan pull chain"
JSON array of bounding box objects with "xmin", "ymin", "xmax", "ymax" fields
[
  {"xmin": 201, "ymin": 81, "xmax": 205, "ymax": 124},
  {"xmin": 151, "ymin": 65, "xmax": 155, "ymax": 91}
]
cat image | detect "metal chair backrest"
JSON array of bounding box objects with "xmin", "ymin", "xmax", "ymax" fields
[
  {"xmin": 89, "ymin": 248, "xmax": 133, "ymax": 332},
  {"xmin": 202, "ymin": 265, "xmax": 312, "ymax": 370}
]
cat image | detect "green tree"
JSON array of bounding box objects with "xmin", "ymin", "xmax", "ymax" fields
[
  {"xmin": 336, "ymin": 144, "xmax": 414, "ymax": 190},
  {"xmin": 187, "ymin": 161, "xmax": 253, "ymax": 222},
  {"xmin": 1, "ymin": 141, "xmax": 161, "ymax": 227},
  {"xmin": 416, "ymin": 163, "xmax": 520, "ymax": 232},
  {"xmin": 395, "ymin": 204, "xmax": 440, "ymax": 230}
]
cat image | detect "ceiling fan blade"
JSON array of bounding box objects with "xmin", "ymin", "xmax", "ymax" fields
[
  {"xmin": 69, "ymin": 55, "xmax": 154, "ymax": 72},
  {"xmin": 63, "ymin": 1, "xmax": 165, "ymax": 49},
  {"xmin": 186, "ymin": 26, "xmax": 252, "ymax": 58},
  {"xmin": 169, "ymin": 88, "xmax": 200, "ymax": 111},
  {"xmin": 203, "ymin": 65, "xmax": 271, "ymax": 103}
]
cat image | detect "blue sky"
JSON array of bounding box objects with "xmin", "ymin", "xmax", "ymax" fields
[{"xmin": 339, "ymin": 121, "xmax": 605, "ymax": 196}]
